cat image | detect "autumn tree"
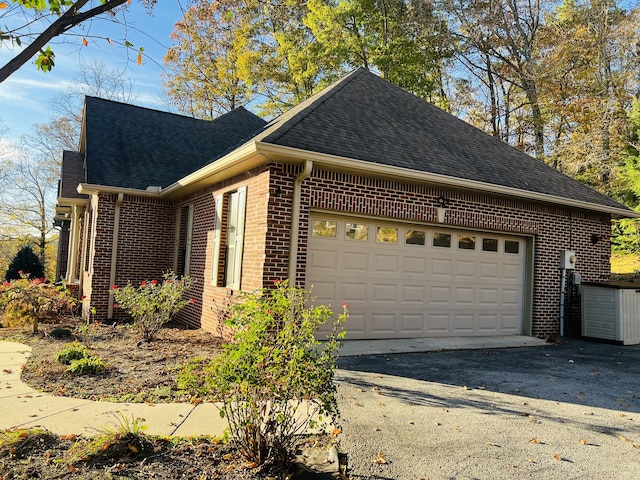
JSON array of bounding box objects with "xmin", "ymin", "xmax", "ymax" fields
[{"xmin": 0, "ymin": 0, "xmax": 156, "ymax": 83}]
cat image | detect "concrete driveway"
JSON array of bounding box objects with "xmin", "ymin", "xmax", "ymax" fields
[{"xmin": 335, "ymin": 339, "xmax": 640, "ymax": 479}]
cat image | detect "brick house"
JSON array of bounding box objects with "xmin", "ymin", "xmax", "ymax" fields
[{"xmin": 55, "ymin": 68, "xmax": 638, "ymax": 340}]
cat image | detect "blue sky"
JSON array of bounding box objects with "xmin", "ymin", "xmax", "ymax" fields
[{"xmin": 0, "ymin": 1, "xmax": 188, "ymax": 144}]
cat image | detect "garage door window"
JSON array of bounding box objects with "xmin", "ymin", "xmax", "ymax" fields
[
  {"xmin": 505, "ymin": 240, "xmax": 520, "ymax": 254},
  {"xmin": 433, "ymin": 232, "xmax": 451, "ymax": 247},
  {"xmin": 312, "ymin": 220, "xmax": 337, "ymax": 237},
  {"xmin": 458, "ymin": 235, "xmax": 476, "ymax": 250},
  {"xmin": 377, "ymin": 227, "xmax": 398, "ymax": 243},
  {"xmin": 482, "ymin": 238, "xmax": 498, "ymax": 252},
  {"xmin": 346, "ymin": 223, "xmax": 368, "ymax": 241},
  {"xmin": 406, "ymin": 229, "xmax": 425, "ymax": 245}
]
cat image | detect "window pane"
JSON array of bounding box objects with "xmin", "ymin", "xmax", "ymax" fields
[
  {"xmin": 458, "ymin": 235, "xmax": 476, "ymax": 250},
  {"xmin": 482, "ymin": 238, "xmax": 498, "ymax": 252},
  {"xmin": 312, "ymin": 220, "xmax": 337, "ymax": 237},
  {"xmin": 346, "ymin": 223, "xmax": 368, "ymax": 241},
  {"xmin": 406, "ymin": 229, "xmax": 426, "ymax": 245},
  {"xmin": 377, "ymin": 226, "xmax": 398, "ymax": 243},
  {"xmin": 433, "ymin": 232, "xmax": 451, "ymax": 248},
  {"xmin": 505, "ymin": 240, "xmax": 520, "ymax": 254}
]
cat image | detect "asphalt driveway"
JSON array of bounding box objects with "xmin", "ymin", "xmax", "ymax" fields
[{"xmin": 335, "ymin": 339, "xmax": 640, "ymax": 479}]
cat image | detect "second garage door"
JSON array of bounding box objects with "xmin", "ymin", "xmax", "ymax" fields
[{"xmin": 307, "ymin": 215, "xmax": 527, "ymax": 339}]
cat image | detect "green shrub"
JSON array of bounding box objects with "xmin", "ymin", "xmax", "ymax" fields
[
  {"xmin": 206, "ymin": 280, "xmax": 346, "ymax": 469},
  {"xmin": 55, "ymin": 342, "xmax": 109, "ymax": 374},
  {"xmin": 55, "ymin": 342, "xmax": 89, "ymax": 365},
  {"xmin": 66, "ymin": 355, "xmax": 109, "ymax": 375},
  {"xmin": 112, "ymin": 271, "xmax": 193, "ymax": 340}
]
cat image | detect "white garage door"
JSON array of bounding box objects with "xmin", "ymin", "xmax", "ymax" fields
[{"xmin": 306, "ymin": 216, "xmax": 526, "ymax": 339}]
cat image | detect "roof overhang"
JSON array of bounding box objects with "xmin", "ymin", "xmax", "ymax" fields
[
  {"xmin": 255, "ymin": 143, "xmax": 640, "ymax": 219},
  {"xmin": 70, "ymin": 141, "xmax": 640, "ymax": 219}
]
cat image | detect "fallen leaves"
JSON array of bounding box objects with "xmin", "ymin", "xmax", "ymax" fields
[{"xmin": 372, "ymin": 451, "xmax": 388, "ymax": 464}]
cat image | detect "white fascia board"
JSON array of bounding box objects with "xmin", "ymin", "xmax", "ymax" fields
[{"xmin": 255, "ymin": 142, "xmax": 640, "ymax": 219}]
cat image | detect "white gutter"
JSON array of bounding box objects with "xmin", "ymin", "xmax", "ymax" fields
[
  {"xmin": 288, "ymin": 160, "xmax": 313, "ymax": 285},
  {"xmin": 77, "ymin": 183, "xmax": 162, "ymax": 198},
  {"xmin": 255, "ymin": 142, "xmax": 640, "ymax": 219},
  {"xmin": 107, "ymin": 193, "xmax": 124, "ymax": 319}
]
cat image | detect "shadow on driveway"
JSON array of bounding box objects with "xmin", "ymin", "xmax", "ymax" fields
[{"xmin": 337, "ymin": 338, "xmax": 640, "ymax": 413}]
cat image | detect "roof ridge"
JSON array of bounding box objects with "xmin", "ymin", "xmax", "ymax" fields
[
  {"xmin": 84, "ymin": 96, "xmax": 256, "ymax": 125},
  {"xmin": 257, "ymin": 67, "xmax": 367, "ymax": 143}
]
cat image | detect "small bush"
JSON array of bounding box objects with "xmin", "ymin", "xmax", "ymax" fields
[
  {"xmin": 55, "ymin": 342, "xmax": 89, "ymax": 365},
  {"xmin": 206, "ymin": 280, "xmax": 346, "ymax": 470},
  {"xmin": 112, "ymin": 271, "xmax": 193, "ymax": 340},
  {"xmin": 66, "ymin": 356, "xmax": 109, "ymax": 375},
  {"xmin": 0, "ymin": 275, "xmax": 76, "ymax": 332},
  {"xmin": 55, "ymin": 342, "xmax": 109, "ymax": 375}
]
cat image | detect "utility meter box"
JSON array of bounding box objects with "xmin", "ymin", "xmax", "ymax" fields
[{"xmin": 560, "ymin": 250, "xmax": 577, "ymax": 269}]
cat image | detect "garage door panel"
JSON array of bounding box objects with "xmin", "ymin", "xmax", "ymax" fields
[
  {"xmin": 308, "ymin": 249, "xmax": 338, "ymax": 271},
  {"xmin": 431, "ymin": 258, "xmax": 453, "ymax": 280},
  {"xmin": 403, "ymin": 285, "xmax": 426, "ymax": 303},
  {"xmin": 503, "ymin": 263, "xmax": 521, "ymax": 281},
  {"xmin": 431, "ymin": 286, "xmax": 451, "ymax": 304},
  {"xmin": 453, "ymin": 314, "xmax": 474, "ymax": 333},
  {"xmin": 479, "ymin": 288, "xmax": 498, "ymax": 304},
  {"xmin": 342, "ymin": 282, "xmax": 368, "ymax": 303},
  {"xmin": 400, "ymin": 314, "xmax": 424, "ymax": 333},
  {"xmin": 371, "ymin": 313, "xmax": 396, "ymax": 333},
  {"xmin": 478, "ymin": 314, "xmax": 499, "ymax": 331},
  {"xmin": 456, "ymin": 261, "xmax": 476, "ymax": 280},
  {"xmin": 374, "ymin": 254, "xmax": 398, "ymax": 273},
  {"xmin": 344, "ymin": 252, "xmax": 368, "ymax": 272},
  {"xmin": 456, "ymin": 287, "xmax": 475, "ymax": 304},
  {"xmin": 479, "ymin": 262, "xmax": 499, "ymax": 281},
  {"xmin": 372, "ymin": 283, "xmax": 397, "ymax": 303},
  {"xmin": 307, "ymin": 216, "xmax": 526, "ymax": 339},
  {"xmin": 404, "ymin": 256, "xmax": 427, "ymax": 275}
]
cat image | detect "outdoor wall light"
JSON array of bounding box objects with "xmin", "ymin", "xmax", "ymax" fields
[
  {"xmin": 436, "ymin": 196, "xmax": 451, "ymax": 223},
  {"xmin": 437, "ymin": 195, "xmax": 451, "ymax": 208},
  {"xmin": 591, "ymin": 234, "xmax": 602, "ymax": 245}
]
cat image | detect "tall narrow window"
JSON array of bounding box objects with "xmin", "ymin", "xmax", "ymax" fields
[
  {"xmin": 211, "ymin": 187, "xmax": 247, "ymax": 290},
  {"xmin": 175, "ymin": 204, "xmax": 194, "ymax": 276}
]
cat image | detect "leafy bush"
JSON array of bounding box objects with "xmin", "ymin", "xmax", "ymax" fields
[
  {"xmin": 0, "ymin": 274, "xmax": 76, "ymax": 332},
  {"xmin": 55, "ymin": 342, "xmax": 89, "ymax": 365},
  {"xmin": 205, "ymin": 280, "xmax": 346, "ymax": 469},
  {"xmin": 5, "ymin": 246, "xmax": 44, "ymax": 281},
  {"xmin": 55, "ymin": 342, "xmax": 109, "ymax": 374},
  {"xmin": 66, "ymin": 355, "xmax": 109, "ymax": 375},
  {"xmin": 112, "ymin": 271, "xmax": 193, "ymax": 340}
]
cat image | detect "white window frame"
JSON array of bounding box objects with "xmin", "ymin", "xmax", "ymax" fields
[{"xmin": 211, "ymin": 186, "xmax": 246, "ymax": 290}]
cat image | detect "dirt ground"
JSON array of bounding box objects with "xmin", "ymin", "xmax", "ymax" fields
[
  {"xmin": 0, "ymin": 321, "xmax": 334, "ymax": 479},
  {"xmin": 1, "ymin": 320, "xmax": 224, "ymax": 403}
]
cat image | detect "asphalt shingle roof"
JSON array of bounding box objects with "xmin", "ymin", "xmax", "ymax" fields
[
  {"xmin": 60, "ymin": 150, "xmax": 86, "ymax": 199},
  {"xmin": 83, "ymin": 97, "xmax": 267, "ymax": 189},
  {"xmin": 259, "ymin": 68, "xmax": 627, "ymax": 211}
]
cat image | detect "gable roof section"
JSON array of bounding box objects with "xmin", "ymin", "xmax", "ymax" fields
[
  {"xmin": 258, "ymin": 68, "xmax": 627, "ymax": 212},
  {"xmin": 83, "ymin": 97, "xmax": 267, "ymax": 190},
  {"xmin": 59, "ymin": 151, "xmax": 87, "ymax": 199}
]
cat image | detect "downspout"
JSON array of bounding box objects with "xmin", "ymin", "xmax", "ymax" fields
[
  {"xmin": 288, "ymin": 160, "xmax": 313, "ymax": 285},
  {"xmin": 107, "ymin": 193, "xmax": 124, "ymax": 319}
]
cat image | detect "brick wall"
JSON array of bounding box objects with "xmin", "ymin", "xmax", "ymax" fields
[
  {"xmin": 298, "ymin": 168, "xmax": 611, "ymax": 338},
  {"xmin": 80, "ymin": 163, "xmax": 613, "ymax": 339},
  {"xmin": 83, "ymin": 194, "xmax": 174, "ymax": 321},
  {"xmin": 172, "ymin": 166, "xmax": 272, "ymax": 336}
]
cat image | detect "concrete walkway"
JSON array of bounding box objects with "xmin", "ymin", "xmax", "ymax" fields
[{"xmin": 0, "ymin": 336, "xmax": 546, "ymax": 436}]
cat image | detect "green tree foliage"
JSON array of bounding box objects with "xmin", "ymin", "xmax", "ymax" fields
[
  {"xmin": 164, "ymin": 0, "xmax": 454, "ymax": 117},
  {"xmin": 5, "ymin": 246, "xmax": 44, "ymax": 280}
]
